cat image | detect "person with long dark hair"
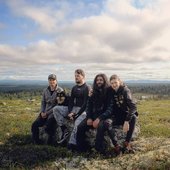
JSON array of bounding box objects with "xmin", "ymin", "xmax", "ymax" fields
[{"xmin": 76, "ymin": 73, "xmax": 110, "ymax": 152}]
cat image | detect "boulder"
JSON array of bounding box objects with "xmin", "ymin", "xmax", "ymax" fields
[
  {"xmin": 39, "ymin": 120, "xmax": 140, "ymax": 148},
  {"xmin": 86, "ymin": 122, "xmax": 140, "ymax": 148}
]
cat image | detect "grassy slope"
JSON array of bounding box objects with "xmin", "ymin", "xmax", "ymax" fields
[{"xmin": 0, "ymin": 97, "xmax": 170, "ymax": 169}]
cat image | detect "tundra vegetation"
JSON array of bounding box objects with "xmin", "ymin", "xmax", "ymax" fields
[{"xmin": 0, "ymin": 83, "xmax": 170, "ymax": 169}]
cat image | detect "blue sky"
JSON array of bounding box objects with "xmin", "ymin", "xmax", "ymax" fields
[{"xmin": 0, "ymin": 0, "xmax": 170, "ymax": 81}]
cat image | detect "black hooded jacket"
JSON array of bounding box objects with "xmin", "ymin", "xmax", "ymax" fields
[
  {"xmin": 99, "ymin": 85, "xmax": 137, "ymax": 124},
  {"xmin": 86, "ymin": 87, "xmax": 109, "ymax": 120}
]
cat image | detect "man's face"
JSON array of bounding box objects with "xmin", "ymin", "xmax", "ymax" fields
[
  {"xmin": 110, "ymin": 79, "xmax": 120, "ymax": 91},
  {"xmin": 75, "ymin": 73, "xmax": 84, "ymax": 84},
  {"xmin": 48, "ymin": 79, "xmax": 57, "ymax": 88},
  {"xmin": 96, "ymin": 76, "xmax": 104, "ymax": 88}
]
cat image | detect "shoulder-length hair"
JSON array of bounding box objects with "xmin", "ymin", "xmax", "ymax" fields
[
  {"xmin": 110, "ymin": 74, "xmax": 124, "ymax": 86},
  {"xmin": 93, "ymin": 73, "xmax": 109, "ymax": 91}
]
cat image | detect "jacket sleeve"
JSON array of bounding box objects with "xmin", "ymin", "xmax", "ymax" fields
[
  {"xmin": 76, "ymin": 86, "xmax": 89, "ymax": 117},
  {"xmin": 40, "ymin": 89, "xmax": 46, "ymax": 113},
  {"xmin": 124, "ymin": 88, "xmax": 137, "ymax": 121},
  {"xmin": 46, "ymin": 109, "xmax": 53, "ymax": 116},
  {"xmin": 68, "ymin": 87, "xmax": 75, "ymax": 113},
  {"xmin": 86, "ymin": 96, "xmax": 93, "ymax": 119},
  {"xmin": 46, "ymin": 87, "xmax": 64, "ymax": 116},
  {"xmin": 98, "ymin": 99, "xmax": 114, "ymax": 120}
]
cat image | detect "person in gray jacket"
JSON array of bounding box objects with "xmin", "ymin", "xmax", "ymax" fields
[{"xmin": 31, "ymin": 74, "xmax": 63, "ymax": 145}]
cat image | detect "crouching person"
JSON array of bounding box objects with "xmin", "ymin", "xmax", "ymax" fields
[
  {"xmin": 99, "ymin": 74, "xmax": 137, "ymax": 155},
  {"xmin": 76, "ymin": 73, "xmax": 110, "ymax": 153},
  {"xmin": 31, "ymin": 74, "xmax": 63, "ymax": 145},
  {"xmin": 53, "ymin": 69, "xmax": 89, "ymax": 150}
]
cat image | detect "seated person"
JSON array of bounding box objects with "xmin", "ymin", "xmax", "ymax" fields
[
  {"xmin": 53, "ymin": 69, "xmax": 89, "ymax": 150},
  {"xmin": 76, "ymin": 73, "xmax": 110, "ymax": 153},
  {"xmin": 99, "ymin": 74, "xmax": 138, "ymax": 155},
  {"xmin": 31, "ymin": 74, "xmax": 63, "ymax": 145}
]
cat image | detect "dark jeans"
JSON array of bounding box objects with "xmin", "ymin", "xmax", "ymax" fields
[
  {"xmin": 31, "ymin": 114, "xmax": 57, "ymax": 144},
  {"xmin": 76, "ymin": 118, "xmax": 92, "ymax": 152},
  {"xmin": 77, "ymin": 116, "xmax": 136, "ymax": 153},
  {"xmin": 76, "ymin": 118, "xmax": 106, "ymax": 153},
  {"xmin": 105, "ymin": 115, "xmax": 137, "ymax": 146}
]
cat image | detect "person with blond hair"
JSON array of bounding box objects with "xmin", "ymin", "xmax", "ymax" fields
[{"xmin": 98, "ymin": 74, "xmax": 137, "ymax": 155}]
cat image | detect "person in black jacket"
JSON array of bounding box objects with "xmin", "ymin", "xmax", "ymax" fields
[
  {"xmin": 53, "ymin": 69, "xmax": 89, "ymax": 148},
  {"xmin": 76, "ymin": 73, "xmax": 110, "ymax": 152},
  {"xmin": 99, "ymin": 74, "xmax": 137, "ymax": 155}
]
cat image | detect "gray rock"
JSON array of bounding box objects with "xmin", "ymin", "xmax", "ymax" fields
[
  {"xmin": 85, "ymin": 122, "xmax": 140, "ymax": 148},
  {"xmin": 39, "ymin": 120, "xmax": 140, "ymax": 148}
]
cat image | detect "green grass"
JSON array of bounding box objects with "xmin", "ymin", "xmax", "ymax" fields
[
  {"xmin": 1, "ymin": 98, "xmax": 169, "ymax": 143},
  {"xmin": 0, "ymin": 97, "xmax": 170, "ymax": 169},
  {"xmin": 138, "ymin": 99, "xmax": 170, "ymax": 137}
]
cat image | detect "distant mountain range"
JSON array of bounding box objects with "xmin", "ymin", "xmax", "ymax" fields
[{"xmin": 0, "ymin": 79, "xmax": 170, "ymax": 85}]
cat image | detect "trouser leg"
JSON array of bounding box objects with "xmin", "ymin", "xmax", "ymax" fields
[
  {"xmin": 68, "ymin": 112, "xmax": 86, "ymax": 145},
  {"xmin": 104, "ymin": 119, "xmax": 118, "ymax": 146},
  {"xmin": 95, "ymin": 120, "xmax": 106, "ymax": 153},
  {"xmin": 31, "ymin": 116, "xmax": 46, "ymax": 144},
  {"xmin": 53, "ymin": 106, "xmax": 68, "ymax": 127},
  {"xmin": 125, "ymin": 115, "xmax": 137, "ymax": 142},
  {"xmin": 45, "ymin": 115, "xmax": 57, "ymax": 144},
  {"xmin": 76, "ymin": 118, "xmax": 91, "ymax": 152}
]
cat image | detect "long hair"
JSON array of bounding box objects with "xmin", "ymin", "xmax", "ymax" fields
[{"xmin": 93, "ymin": 73, "xmax": 109, "ymax": 93}]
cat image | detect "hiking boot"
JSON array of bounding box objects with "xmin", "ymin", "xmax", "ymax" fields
[
  {"xmin": 114, "ymin": 144, "xmax": 122, "ymax": 156},
  {"xmin": 57, "ymin": 129, "xmax": 69, "ymax": 144},
  {"xmin": 122, "ymin": 141, "xmax": 135, "ymax": 154}
]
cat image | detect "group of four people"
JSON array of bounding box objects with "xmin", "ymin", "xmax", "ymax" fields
[{"xmin": 31, "ymin": 69, "xmax": 138, "ymax": 155}]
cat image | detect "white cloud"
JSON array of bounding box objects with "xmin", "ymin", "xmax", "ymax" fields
[
  {"xmin": 1, "ymin": 0, "xmax": 170, "ymax": 80},
  {"xmin": 6, "ymin": 0, "xmax": 68, "ymax": 33}
]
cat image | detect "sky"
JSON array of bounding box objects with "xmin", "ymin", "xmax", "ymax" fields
[{"xmin": 0, "ymin": 0, "xmax": 170, "ymax": 81}]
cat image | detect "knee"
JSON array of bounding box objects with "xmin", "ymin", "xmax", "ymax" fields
[
  {"xmin": 131, "ymin": 115, "xmax": 137, "ymax": 123},
  {"xmin": 53, "ymin": 106, "xmax": 60, "ymax": 113},
  {"xmin": 103, "ymin": 119, "xmax": 113, "ymax": 129}
]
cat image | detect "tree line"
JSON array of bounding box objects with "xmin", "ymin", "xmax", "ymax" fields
[{"xmin": 0, "ymin": 83, "xmax": 170, "ymax": 100}]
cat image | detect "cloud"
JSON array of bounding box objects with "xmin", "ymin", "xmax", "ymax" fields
[
  {"xmin": 6, "ymin": 0, "xmax": 68, "ymax": 33},
  {"xmin": 1, "ymin": 0, "xmax": 170, "ymax": 80}
]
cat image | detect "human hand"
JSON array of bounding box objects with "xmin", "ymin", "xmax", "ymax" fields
[
  {"xmin": 68, "ymin": 112, "xmax": 75, "ymax": 120},
  {"xmin": 123, "ymin": 121, "xmax": 129, "ymax": 132},
  {"xmin": 88, "ymin": 88, "xmax": 93, "ymax": 97},
  {"xmin": 41, "ymin": 112, "xmax": 47, "ymax": 119},
  {"xmin": 87, "ymin": 119, "xmax": 93, "ymax": 126},
  {"xmin": 93, "ymin": 118, "xmax": 100, "ymax": 128}
]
